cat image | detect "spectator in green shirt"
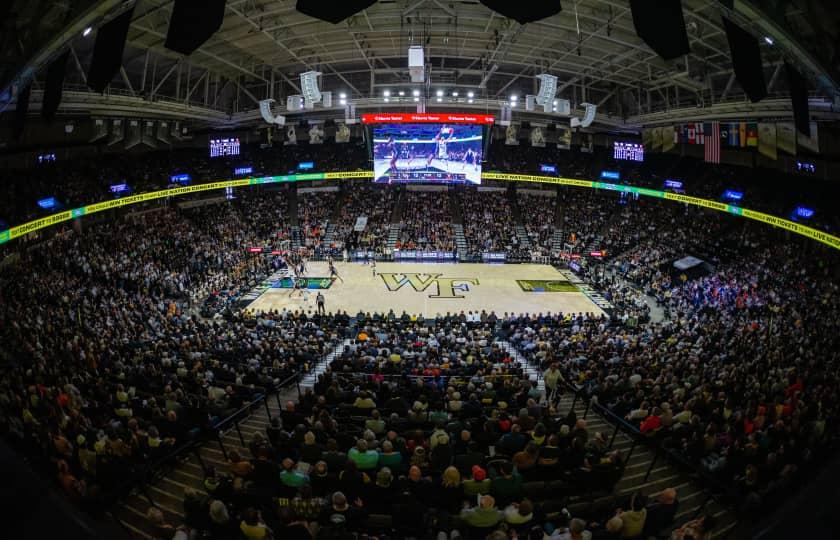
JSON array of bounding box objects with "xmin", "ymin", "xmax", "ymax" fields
[
  {"xmin": 365, "ymin": 410, "xmax": 386, "ymax": 435},
  {"xmin": 463, "ymin": 465, "xmax": 491, "ymax": 496},
  {"xmin": 490, "ymin": 461, "xmax": 522, "ymax": 507},
  {"xmin": 460, "ymin": 495, "xmax": 503, "ymax": 528},
  {"xmin": 279, "ymin": 458, "xmax": 309, "ymax": 488},
  {"xmin": 378, "ymin": 440, "xmax": 403, "ymax": 469},
  {"xmin": 347, "ymin": 439, "xmax": 379, "ymax": 470}
]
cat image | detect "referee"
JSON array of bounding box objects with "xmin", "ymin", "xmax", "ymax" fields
[{"xmin": 316, "ymin": 291, "xmax": 325, "ymax": 315}]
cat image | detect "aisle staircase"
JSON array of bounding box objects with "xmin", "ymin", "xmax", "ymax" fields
[
  {"xmin": 110, "ymin": 340, "xmax": 349, "ymax": 538},
  {"xmin": 495, "ymin": 340, "xmax": 739, "ymax": 539},
  {"xmin": 386, "ymin": 224, "xmax": 401, "ymax": 252},
  {"xmin": 453, "ymin": 223, "xmax": 469, "ymax": 259},
  {"xmin": 290, "ymin": 226, "xmax": 302, "ymax": 250},
  {"xmin": 514, "ymin": 224, "xmax": 532, "ymax": 250},
  {"xmin": 322, "ymin": 222, "xmax": 337, "ymax": 246},
  {"xmin": 551, "ymin": 229, "xmax": 566, "ymax": 255}
]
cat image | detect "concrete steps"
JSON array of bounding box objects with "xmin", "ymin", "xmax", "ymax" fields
[
  {"xmin": 111, "ymin": 340, "xmax": 350, "ymax": 537},
  {"xmin": 552, "ymin": 393, "xmax": 738, "ymax": 538}
]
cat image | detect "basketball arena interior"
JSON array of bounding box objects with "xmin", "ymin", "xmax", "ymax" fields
[{"xmin": 2, "ymin": 1, "xmax": 840, "ymax": 539}]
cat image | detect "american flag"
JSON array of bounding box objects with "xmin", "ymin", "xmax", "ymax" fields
[{"xmin": 704, "ymin": 121, "xmax": 721, "ymax": 163}]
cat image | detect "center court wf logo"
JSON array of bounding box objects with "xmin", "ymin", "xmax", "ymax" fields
[{"xmin": 379, "ymin": 273, "xmax": 479, "ymax": 299}]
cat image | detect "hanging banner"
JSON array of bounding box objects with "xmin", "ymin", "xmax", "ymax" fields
[
  {"xmin": 661, "ymin": 125, "xmax": 676, "ymax": 153},
  {"xmin": 505, "ymin": 124, "xmax": 519, "ymax": 145},
  {"xmin": 651, "ymin": 127, "xmax": 663, "ymax": 151},
  {"xmin": 746, "ymin": 122, "xmax": 758, "ymax": 147},
  {"xmin": 284, "ymin": 125, "xmax": 298, "ymax": 145},
  {"xmin": 335, "ymin": 122, "xmax": 351, "ymax": 143},
  {"xmin": 308, "ymin": 123, "xmax": 324, "ymax": 144},
  {"xmin": 758, "ymin": 122, "xmax": 777, "ymax": 160},
  {"xmin": 530, "ymin": 126, "xmax": 546, "ymax": 147},
  {"xmin": 556, "ymin": 125, "xmax": 572, "ymax": 150},
  {"xmin": 642, "ymin": 128, "xmax": 653, "ymax": 149},
  {"xmin": 776, "ymin": 122, "xmax": 796, "ymax": 155}
]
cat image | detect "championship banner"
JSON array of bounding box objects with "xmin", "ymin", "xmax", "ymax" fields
[
  {"xmin": 642, "ymin": 128, "xmax": 653, "ymax": 149},
  {"xmin": 758, "ymin": 122, "xmax": 777, "ymax": 160},
  {"xmin": 661, "ymin": 125, "xmax": 676, "ymax": 153},
  {"xmin": 308, "ymin": 123, "xmax": 324, "ymax": 144},
  {"xmin": 335, "ymin": 122, "xmax": 351, "ymax": 143},
  {"xmin": 530, "ymin": 126, "xmax": 546, "ymax": 148},
  {"xmin": 284, "ymin": 125, "xmax": 297, "ymax": 145},
  {"xmin": 505, "ymin": 124, "xmax": 519, "ymax": 145},
  {"xmin": 776, "ymin": 122, "xmax": 796, "ymax": 155},
  {"xmin": 651, "ymin": 127, "xmax": 663, "ymax": 151},
  {"xmin": 797, "ymin": 121, "xmax": 819, "ymax": 153},
  {"xmin": 556, "ymin": 125, "xmax": 572, "ymax": 150}
]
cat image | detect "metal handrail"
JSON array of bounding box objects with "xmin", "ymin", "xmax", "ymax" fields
[{"xmin": 556, "ymin": 379, "xmax": 736, "ymax": 522}]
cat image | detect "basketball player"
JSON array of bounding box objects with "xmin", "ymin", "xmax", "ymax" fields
[
  {"xmin": 371, "ymin": 258, "xmax": 377, "ymax": 277},
  {"xmin": 289, "ymin": 272, "xmax": 302, "ymax": 297},
  {"xmin": 329, "ymin": 260, "xmax": 344, "ymax": 283},
  {"xmin": 463, "ymin": 147, "xmax": 477, "ymax": 171},
  {"xmin": 427, "ymin": 124, "xmax": 454, "ymax": 168},
  {"xmin": 386, "ymin": 135, "xmax": 398, "ymax": 173}
]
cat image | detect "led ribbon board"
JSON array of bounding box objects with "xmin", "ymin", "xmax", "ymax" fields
[{"xmin": 1, "ymin": 170, "xmax": 838, "ymax": 251}]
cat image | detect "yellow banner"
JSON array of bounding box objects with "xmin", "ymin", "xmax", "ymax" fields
[
  {"xmin": 9, "ymin": 211, "xmax": 74, "ymax": 239},
  {"xmin": 741, "ymin": 209, "xmax": 840, "ymax": 250},
  {"xmin": 323, "ymin": 171, "xmax": 375, "ymax": 179},
  {"xmin": 3, "ymin": 170, "xmax": 840, "ymax": 252},
  {"xmin": 483, "ymin": 172, "xmax": 594, "ymax": 188},
  {"xmin": 663, "ymin": 192, "xmax": 732, "ymax": 213}
]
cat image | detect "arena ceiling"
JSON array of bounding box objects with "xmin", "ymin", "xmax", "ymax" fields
[{"xmin": 2, "ymin": 0, "xmax": 839, "ymax": 129}]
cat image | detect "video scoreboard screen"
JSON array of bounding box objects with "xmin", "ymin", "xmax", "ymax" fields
[
  {"xmin": 363, "ymin": 113, "xmax": 493, "ymax": 185},
  {"xmin": 613, "ymin": 141, "xmax": 644, "ymax": 162},
  {"xmin": 209, "ymin": 137, "xmax": 240, "ymax": 158}
]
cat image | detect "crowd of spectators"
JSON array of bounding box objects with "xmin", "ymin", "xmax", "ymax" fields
[
  {"xmin": 298, "ymin": 192, "xmax": 338, "ymax": 252},
  {"xmin": 331, "ymin": 186, "xmax": 396, "ymax": 255},
  {"xmin": 1, "ymin": 142, "xmax": 840, "ymax": 539},
  {"xmin": 395, "ymin": 192, "xmax": 455, "ymax": 252},
  {"xmin": 133, "ymin": 312, "xmax": 703, "ymax": 540},
  {"xmin": 518, "ymin": 192, "xmax": 557, "ymax": 257},
  {"xmin": 0, "ymin": 201, "xmax": 354, "ymax": 528},
  {"xmin": 460, "ymin": 191, "xmax": 521, "ymax": 257},
  {"xmin": 508, "ymin": 225, "xmax": 840, "ymax": 523}
]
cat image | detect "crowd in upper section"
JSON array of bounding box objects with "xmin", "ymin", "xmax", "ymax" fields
[{"xmin": 1, "ymin": 141, "xmax": 838, "ymax": 241}]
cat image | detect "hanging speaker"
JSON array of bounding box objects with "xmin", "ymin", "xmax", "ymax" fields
[
  {"xmin": 629, "ymin": 0, "xmax": 690, "ymax": 61},
  {"xmin": 88, "ymin": 7, "xmax": 135, "ymax": 93},
  {"xmin": 479, "ymin": 1, "xmax": 561, "ymax": 24},
  {"xmin": 165, "ymin": 0, "xmax": 227, "ymax": 56},
  {"xmin": 722, "ymin": 17, "xmax": 767, "ymax": 103},
  {"xmin": 296, "ymin": 0, "xmax": 377, "ymax": 24},
  {"xmin": 42, "ymin": 51, "xmax": 69, "ymax": 121},
  {"xmin": 786, "ymin": 63, "xmax": 810, "ymax": 136}
]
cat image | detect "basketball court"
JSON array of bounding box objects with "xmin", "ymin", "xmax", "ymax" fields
[{"xmin": 245, "ymin": 262, "xmax": 605, "ymax": 318}]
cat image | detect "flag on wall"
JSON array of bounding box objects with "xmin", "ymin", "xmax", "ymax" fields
[
  {"xmin": 704, "ymin": 122, "xmax": 720, "ymax": 163},
  {"xmin": 739, "ymin": 122, "xmax": 747, "ymax": 147},
  {"xmin": 746, "ymin": 122, "xmax": 758, "ymax": 147},
  {"xmin": 757, "ymin": 122, "xmax": 777, "ymax": 160},
  {"xmin": 776, "ymin": 122, "xmax": 796, "ymax": 155}
]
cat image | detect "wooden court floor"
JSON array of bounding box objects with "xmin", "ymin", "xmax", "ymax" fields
[{"xmin": 245, "ymin": 262, "xmax": 604, "ymax": 319}]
